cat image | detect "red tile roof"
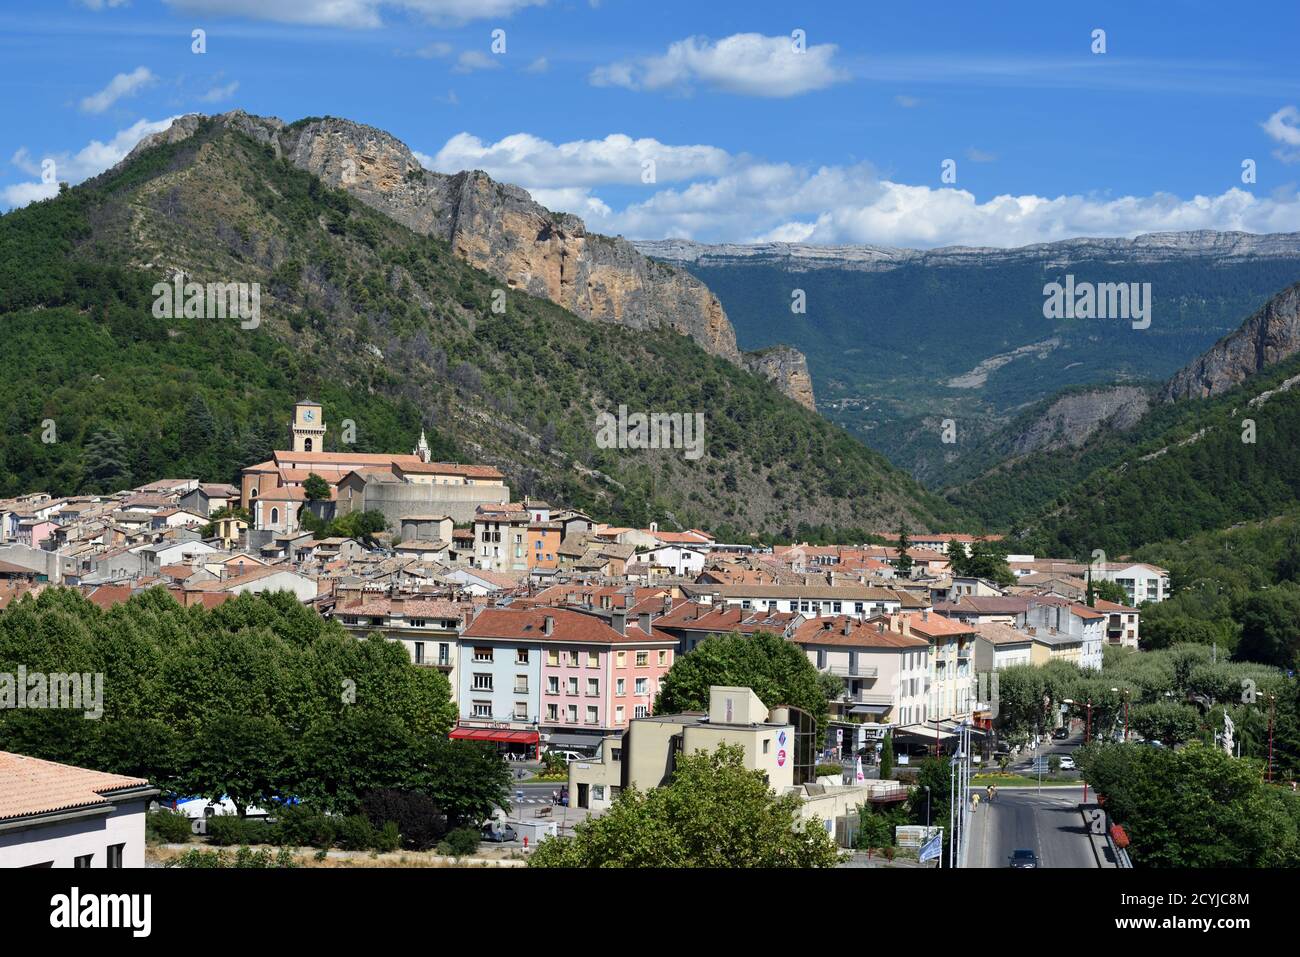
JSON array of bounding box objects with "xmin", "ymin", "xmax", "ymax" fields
[
  {"xmin": 0, "ymin": 752, "xmax": 150, "ymax": 821},
  {"xmin": 462, "ymin": 607, "xmax": 675, "ymax": 645}
]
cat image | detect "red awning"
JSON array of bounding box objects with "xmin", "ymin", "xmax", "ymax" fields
[{"xmin": 450, "ymin": 728, "xmax": 540, "ymax": 745}]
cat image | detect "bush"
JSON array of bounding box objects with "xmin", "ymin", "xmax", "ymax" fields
[
  {"xmin": 360, "ymin": 789, "xmax": 447, "ymax": 850},
  {"xmin": 167, "ymin": 847, "xmax": 298, "ymax": 868},
  {"xmin": 205, "ymin": 815, "xmax": 279, "ymax": 846},
  {"xmin": 334, "ymin": 814, "xmax": 377, "ymax": 851},
  {"xmin": 275, "ymin": 804, "xmax": 336, "ymax": 848},
  {"xmin": 147, "ymin": 809, "xmax": 193, "ymax": 844},
  {"xmin": 815, "ymin": 763, "xmax": 843, "ymax": 779},
  {"xmin": 443, "ymin": 827, "xmax": 480, "ymax": 856},
  {"xmin": 373, "ymin": 821, "xmax": 401, "ymax": 854}
]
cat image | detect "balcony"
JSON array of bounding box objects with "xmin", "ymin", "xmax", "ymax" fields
[
  {"xmin": 838, "ymin": 690, "xmax": 894, "ymax": 706},
  {"xmin": 821, "ymin": 665, "xmax": 879, "ymax": 678}
]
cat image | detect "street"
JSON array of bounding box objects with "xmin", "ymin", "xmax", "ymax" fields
[{"xmin": 967, "ymin": 787, "xmax": 1099, "ymax": 869}]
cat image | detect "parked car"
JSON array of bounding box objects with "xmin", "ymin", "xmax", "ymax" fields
[
  {"xmin": 1058, "ymin": 756, "xmax": 1076, "ymax": 771},
  {"xmin": 1052, "ymin": 727, "xmax": 1070, "ymax": 740},
  {"xmin": 550, "ymin": 750, "xmax": 586, "ymax": 764},
  {"xmin": 1008, "ymin": 849, "xmax": 1039, "ymax": 869},
  {"xmin": 481, "ymin": 823, "xmax": 518, "ymax": 843}
]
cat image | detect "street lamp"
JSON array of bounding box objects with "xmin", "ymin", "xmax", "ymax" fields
[
  {"xmin": 923, "ymin": 785, "xmax": 931, "ymax": 827},
  {"xmin": 1112, "ymin": 687, "xmax": 1129, "ymax": 742}
]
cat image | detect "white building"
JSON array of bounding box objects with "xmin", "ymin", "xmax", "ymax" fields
[{"xmin": 0, "ymin": 752, "xmax": 157, "ymax": 868}]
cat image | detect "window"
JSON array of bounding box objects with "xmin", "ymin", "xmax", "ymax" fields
[
  {"xmin": 438, "ymin": 643, "xmax": 450, "ymax": 666},
  {"xmin": 611, "ymin": 747, "xmax": 623, "ymax": 762},
  {"xmin": 474, "ymin": 647, "xmax": 493, "ymax": 662},
  {"xmin": 586, "ymin": 706, "xmax": 598, "ymax": 724},
  {"xmin": 587, "ymin": 651, "xmax": 599, "ymax": 668},
  {"xmin": 472, "ymin": 673, "xmax": 493, "ymax": 691},
  {"xmin": 658, "ymin": 650, "xmax": 667, "ymax": 666},
  {"xmin": 107, "ymin": 844, "xmax": 125, "ymax": 869},
  {"xmin": 567, "ymin": 676, "xmax": 578, "ymax": 696},
  {"xmin": 414, "ymin": 642, "xmax": 425, "ymax": 664},
  {"xmin": 567, "ymin": 704, "xmax": 577, "ymax": 723},
  {"xmin": 634, "ymin": 705, "xmax": 649, "ymax": 718},
  {"xmin": 547, "ymin": 676, "xmax": 559, "ymax": 694},
  {"xmin": 514, "ymin": 675, "xmax": 528, "ymax": 694},
  {"xmin": 616, "ymin": 678, "xmax": 625, "ymax": 695},
  {"xmin": 566, "ymin": 650, "xmax": 579, "ymax": 667},
  {"xmin": 592, "ymin": 785, "xmax": 605, "ymax": 801},
  {"xmin": 763, "ymin": 738, "xmax": 771, "ymax": 754},
  {"xmin": 587, "ymin": 678, "xmax": 599, "ymax": 697},
  {"xmin": 473, "ymin": 700, "xmax": 491, "ymax": 718},
  {"xmin": 546, "ymin": 703, "xmax": 557, "ymax": 720},
  {"xmin": 635, "ymin": 651, "xmax": 648, "ymax": 667},
  {"xmin": 635, "ymin": 677, "xmax": 648, "ymax": 695},
  {"xmin": 514, "ymin": 701, "xmax": 528, "ymax": 720},
  {"xmin": 616, "ymin": 651, "xmax": 626, "ymax": 668},
  {"xmin": 516, "ymin": 649, "xmax": 529, "ymax": 665},
  {"xmin": 547, "ymin": 649, "xmax": 559, "ymax": 666},
  {"xmin": 615, "ymin": 705, "xmax": 625, "ymax": 722},
  {"xmin": 74, "ymin": 853, "xmax": 93, "ymax": 868},
  {"xmin": 832, "ymin": 602, "xmax": 842, "ymax": 613}
]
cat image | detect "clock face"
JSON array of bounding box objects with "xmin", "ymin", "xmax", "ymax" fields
[{"xmin": 303, "ymin": 410, "xmax": 315, "ymax": 422}]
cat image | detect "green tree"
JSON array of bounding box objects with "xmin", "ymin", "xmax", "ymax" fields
[
  {"xmin": 184, "ymin": 713, "xmax": 292, "ymax": 816},
  {"xmin": 655, "ymin": 631, "xmax": 830, "ymax": 736},
  {"xmin": 303, "ymin": 472, "xmax": 331, "ymax": 502},
  {"xmin": 894, "ymin": 525, "xmax": 914, "ymax": 577},
  {"xmin": 878, "ymin": 731, "xmax": 895, "ymax": 779},
  {"xmin": 82, "ymin": 428, "xmax": 130, "ymax": 493},
  {"xmin": 1130, "ymin": 701, "xmax": 1203, "ymax": 747},
  {"xmin": 1234, "ymin": 585, "xmax": 1300, "ymax": 669},
  {"xmin": 529, "ymin": 744, "xmax": 842, "ymax": 868}
]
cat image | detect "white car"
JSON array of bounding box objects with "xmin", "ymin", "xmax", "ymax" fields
[{"xmin": 1058, "ymin": 756, "xmax": 1077, "ymax": 771}]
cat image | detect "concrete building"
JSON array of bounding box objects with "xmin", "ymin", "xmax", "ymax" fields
[
  {"xmin": 0, "ymin": 752, "xmax": 157, "ymax": 868},
  {"xmin": 1019, "ymin": 599, "xmax": 1105, "ymax": 671},
  {"xmin": 970, "ymin": 621, "xmax": 1035, "ymax": 671},
  {"xmin": 566, "ymin": 685, "xmax": 796, "ymax": 813},
  {"xmin": 683, "ymin": 583, "xmax": 909, "ymax": 619},
  {"xmin": 1094, "ymin": 599, "xmax": 1140, "ymax": 649},
  {"xmin": 337, "ymin": 594, "xmax": 464, "ymax": 681}
]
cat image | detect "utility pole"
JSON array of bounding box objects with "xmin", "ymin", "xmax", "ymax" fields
[{"xmin": 1268, "ymin": 693, "xmax": 1277, "ymax": 783}]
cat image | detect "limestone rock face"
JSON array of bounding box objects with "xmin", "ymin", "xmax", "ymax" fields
[
  {"xmin": 1010, "ymin": 386, "xmax": 1149, "ymax": 456},
  {"xmin": 744, "ymin": 347, "xmax": 816, "ymax": 411},
  {"xmin": 125, "ymin": 111, "xmax": 822, "ymax": 405},
  {"xmin": 1162, "ymin": 283, "xmax": 1300, "ymax": 402}
]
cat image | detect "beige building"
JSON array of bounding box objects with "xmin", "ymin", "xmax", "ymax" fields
[{"xmin": 567, "ymin": 686, "xmax": 795, "ymax": 813}]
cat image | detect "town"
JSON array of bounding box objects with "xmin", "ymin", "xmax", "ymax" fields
[{"xmin": 0, "ymin": 400, "xmax": 1185, "ymax": 869}]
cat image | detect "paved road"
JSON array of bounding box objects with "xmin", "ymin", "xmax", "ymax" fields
[{"xmin": 967, "ymin": 787, "xmax": 1098, "ymax": 869}]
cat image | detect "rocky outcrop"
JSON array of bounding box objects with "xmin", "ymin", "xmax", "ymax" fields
[
  {"xmin": 1010, "ymin": 386, "xmax": 1149, "ymax": 456},
  {"xmin": 124, "ymin": 114, "xmax": 828, "ymax": 401},
  {"xmin": 1161, "ymin": 282, "xmax": 1300, "ymax": 402},
  {"xmin": 743, "ymin": 346, "xmax": 816, "ymax": 411}
]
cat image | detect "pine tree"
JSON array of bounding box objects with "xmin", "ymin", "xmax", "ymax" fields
[
  {"xmin": 83, "ymin": 429, "xmax": 130, "ymax": 493},
  {"xmin": 894, "ymin": 524, "xmax": 914, "ymax": 577}
]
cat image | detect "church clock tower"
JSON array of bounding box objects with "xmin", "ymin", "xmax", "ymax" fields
[{"xmin": 291, "ymin": 400, "xmax": 326, "ymax": 453}]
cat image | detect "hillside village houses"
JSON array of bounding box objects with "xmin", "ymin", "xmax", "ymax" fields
[{"xmin": 0, "ymin": 398, "xmax": 1176, "ymax": 839}]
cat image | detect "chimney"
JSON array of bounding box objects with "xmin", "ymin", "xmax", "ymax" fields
[
  {"xmin": 391, "ymin": 596, "xmax": 405, "ymax": 616},
  {"xmin": 543, "ymin": 615, "xmax": 554, "ymax": 636},
  {"xmin": 921, "ymin": 609, "xmax": 929, "ymax": 622},
  {"xmin": 662, "ymin": 594, "xmax": 672, "ymax": 614},
  {"xmin": 877, "ymin": 621, "xmax": 885, "ymax": 634},
  {"xmin": 843, "ymin": 618, "xmax": 852, "ymax": 636},
  {"xmin": 611, "ymin": 611, "xmax": 626, "ymax": 635},
  {"xmin": 639, "ymin": 612, "xmax": 652, "ymax": 633}
]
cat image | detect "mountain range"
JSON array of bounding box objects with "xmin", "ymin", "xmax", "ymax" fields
[
  {"xmin": 639, "ymin": 233, "xmax": 1300, "ymax": 487},
  {"xmin": 0, "ymin": 111, "xmax": 946, "ymax": 536}
]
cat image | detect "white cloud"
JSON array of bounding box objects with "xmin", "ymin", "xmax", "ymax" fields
[
  {"xmin": 414, "ymin": 41, "xmax": 454, "ymax": 58},
  {"xmin": 3, "ymin": 116, "xmax": 182, "ymax": 209},
  {"xmin": 79, "ymin": 0, "xmax": 130, "ymax": 9},
  {"xmin": 894, "ymin": 94, "xmax": 922, "ymax": 108},
  {"xmin": 590, "ymin": 32, "xmax": 848, "ymax": 98},
  {"xmin": 80, "ymin": 66, "xmax": 155, "ymax": 114},
  {"xmin": 524, "ymin": 56, "xmax": 549, "ymax": 74},
  {"xmin": 163, "ymin": 0, "xmax": 543, "ymax": 28},
  {"xmin": 199, "ymin": 80, "xmax": 240, "ymax": 103},
  {"xmin": 453, "ymin": 50, "xmax": 501, "ymax": 73},
  {"xmin": 965, "ymin": 148, "xmax": 997, "ymax": 163},
  {"xmin": 1263, "ymin": 105, "xmax": 1300, "ymax": 163},
  {"xmin": 427, "ymin": 131, "xmax": 731, "ymax": 188}
]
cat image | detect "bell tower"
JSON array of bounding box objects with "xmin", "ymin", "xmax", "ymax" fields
[{"xmin": 291, "ymin": 400, "xmax": 326, "ymax": 453}]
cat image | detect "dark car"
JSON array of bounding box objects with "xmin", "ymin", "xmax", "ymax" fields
[
  {"xmin": 1052, "ymin": 727, "xmax": 1070, "ymax": 740},
  {"xmin": 1009, "ymin": 849, "xmax": 1039, "ymax": 868},
  {"xmin": 481, "ymin": 823, "xmax": 518, "ymax": 843}
]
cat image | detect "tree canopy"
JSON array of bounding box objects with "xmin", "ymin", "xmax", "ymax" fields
[{"xmin": 528, "ymin": 744, "xmax": 842, "ymax": 868}]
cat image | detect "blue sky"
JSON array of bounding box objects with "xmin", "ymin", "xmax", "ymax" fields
[{"xmin": 2, "ymin": 0, "xmax": 1298, "ymax": 246}]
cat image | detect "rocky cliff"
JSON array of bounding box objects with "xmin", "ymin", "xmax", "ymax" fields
[
  {"xmin": 1009, "ymin": 386, "xmax": 1149, "ymax": 456},
  {"xmin": 1161, "ymin": 282, "xmax": 1300, "ymax": 401},
  {"xmin": 128, "ymin": 112, "xmax": 815, "ymax": 407},
  {"xmin": 742, "ymin": 346, "xmax": 816, "ymax": 410}
]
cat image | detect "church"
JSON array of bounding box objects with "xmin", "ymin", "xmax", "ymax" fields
[{"xmin": 240, "ymin": 401, "xmax": 509, "ymax": 535}]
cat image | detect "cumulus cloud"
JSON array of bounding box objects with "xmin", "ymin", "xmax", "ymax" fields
[
  {"xmin": 590, "ymin": 32, "xmax": 848, "ymax": 98},
  {"xmin": 453, "ymin": 50, "xmax": 501, "ymax": 73},
  {"xmin": 524, "ymin": 56, "xmax": 549, "ymax": 74},
  {"xmin": 79, "ymin": 0, "xmax": 130, "ymax": 9},
  {"xmin": 965, "ymin": 148, "xmax": 997, "ymax": 163},
  {"xmin": 163, "ymin": 0, "xmax": 543, "ymax": 28},
  {"xmin": 428, "ymin": 131, "xmax": 731, "ymax": 188},
  {"xmin": 80, "ymin": 66, "xmax": 156, "ymax": 114},
  {"xmin": 1262, "ymin": 105, "xmax": 1300, "ymax": 163},
  {"xmin": 3, "ymin": 116, "xmax": 181, "ymax": 209},
  {"xmin": 199, "ymin": 80, "xmax": 240, "ymax": 103}
]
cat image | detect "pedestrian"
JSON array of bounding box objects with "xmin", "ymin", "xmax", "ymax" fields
[
  {"xmin": 552, "ymin": 789, "xmax": 559, "ymax": 805},
  {"xmin": 990, "ymin": 785, "xmax": 997, "ymax": 802},
  {"xmin": 986, "ymin": 785, "xmax": 994, "ymax": 803}
]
